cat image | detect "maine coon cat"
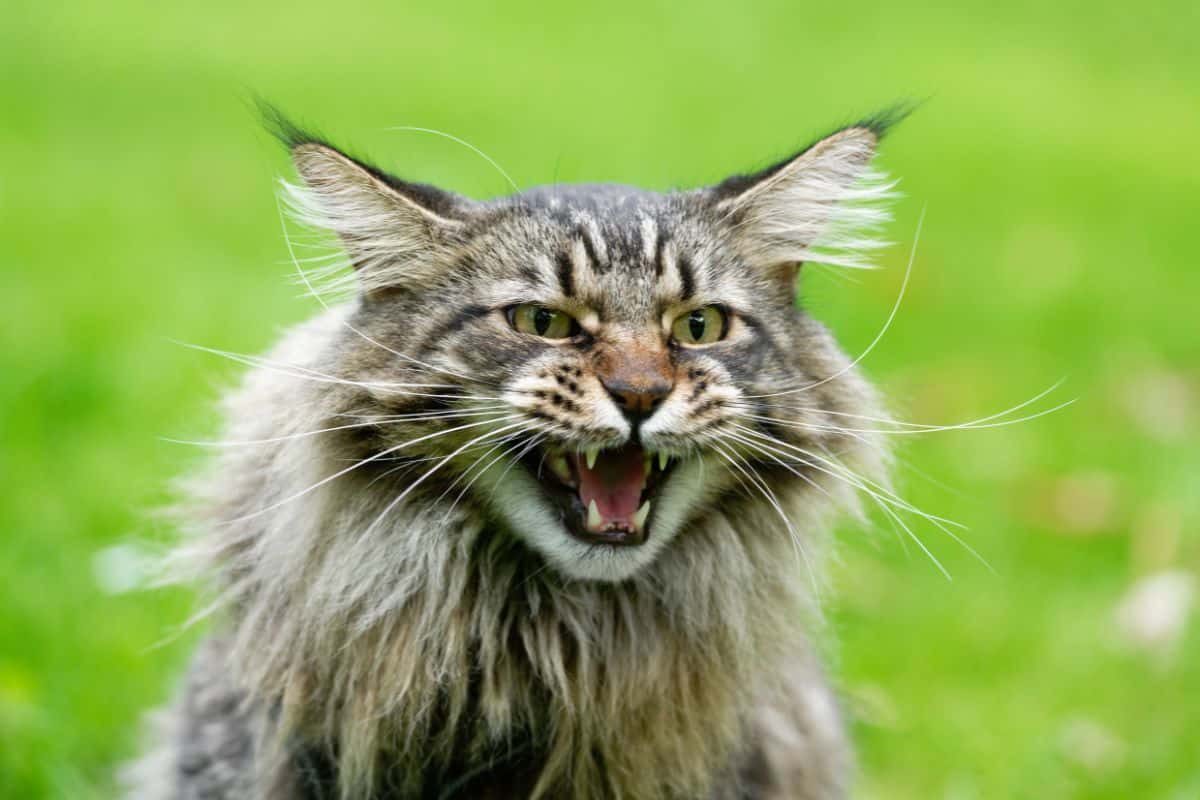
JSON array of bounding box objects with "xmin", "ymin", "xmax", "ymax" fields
[{"xmin": 127, "ymin": 104, "xmax": 909, "ymax": 799}]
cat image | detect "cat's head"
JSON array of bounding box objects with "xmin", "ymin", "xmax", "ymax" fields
[{"xmin": 274, "ymin": 107, "xmax": 902, "ymax": 582}]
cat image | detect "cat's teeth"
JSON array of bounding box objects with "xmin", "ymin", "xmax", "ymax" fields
[
  {"xmin": 643, "ymin": 456, "xmax": 652, "ymax": 477},
  {"xmin": 585, "ymin": 447, "xmax": 599, "ymax": 470},
  {"xmin": 633, "ymin": 500, "xmax": 651, "ymax": 530},
  {"xmin": 587, "ymin": 500, "xmax": 603, "ymax": 530},
  {"xmin": 658, "ymin": 452, "xmax": 669, "ymax": 471}
]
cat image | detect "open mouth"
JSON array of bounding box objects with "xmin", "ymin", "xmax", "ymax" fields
[{"xmin": 527, "ymin": 444, "xmax": 676, "ymax": 547}]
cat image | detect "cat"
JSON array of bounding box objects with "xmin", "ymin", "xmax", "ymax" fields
[{"xmin": 125, "ymin": 103, "xmax": 907, "ymax": 799}]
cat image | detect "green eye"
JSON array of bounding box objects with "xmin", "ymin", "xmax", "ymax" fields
[
  {"xmin": 671, "ymin": 306, "xmax": 727, "ymax": 346},
  {"xmin": 508, "ymin": 304, "xmax": 579, "ymax": 340}
]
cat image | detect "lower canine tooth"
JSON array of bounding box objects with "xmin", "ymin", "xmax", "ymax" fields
[
  {"xmin": 633, "ymin": 500, "xmax": 651, "ymax": 530},
  {"xmin": 587, "ymin": 499, "xmax": 603, "ymax": 530}
]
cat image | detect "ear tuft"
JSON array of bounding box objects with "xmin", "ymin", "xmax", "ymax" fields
[
  {"xmin": 846, "ymin": 99, "xmax": 921, "ymax": 140},
  {"xmin": 258, "ymin": 101, "xmax": 469, "ymax": 296},
  {"xmin": 712, "ymin": 106, "xmax": 912, "ymax": 273},
  {"xmin": 255, "ymin": 96, "xmax": 329, "ymax": 153}
]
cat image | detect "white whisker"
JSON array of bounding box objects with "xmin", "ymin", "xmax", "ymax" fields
[
  {"xmin": 276, "ymin": 196, "xmax": 495, "ymax": 386},
  {"xmin": 384, "ymin": 125, "xmax": 519, "ymax": 194},
  {"xmin": 359, "ymin": 419, "xmax": 535, "ymax": 540},
  {"xmin": 746, "ymin": 377, "xmax": 1070, "ymax": 433},
  {"xmin": 219, "ymin": 414, "xmax": 522, "ymax": 525},
  {"xmin": 171, "ymin": 339, "xmax": 498, "ymax": 403},
  {"xmin": 163, "ymin": 406, "xmax": 515, "ymax": 448},
  {"xmin": 708, "ymin": 438, "xmax": 821, "ymax": 601},
  {"xmin": 746, "ymin": 204, "xmax": 923, "ymax": 399}
]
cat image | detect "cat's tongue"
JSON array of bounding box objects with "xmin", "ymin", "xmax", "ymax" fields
[{"xmin": 573, "ymin": 446, "xmax": 646, "ymax": 530}]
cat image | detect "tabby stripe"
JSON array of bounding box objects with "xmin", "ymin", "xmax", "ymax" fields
[
  {"xmin": 412, "ymin": 304, "xmax": 491, "ymax": 361},
  {"xmin": 555, "ymin": 252, "xmax": 575, "ymax": 297},
  {"xmin": 654, "ymin": 234, "xmax": 668, "ymax": 277},
  {"xmin": 677, "ymin": 254, "xmax": 696, "ymax": 300},
  {"xmin": 579, "ymin": 231, "xmax": 601, "ymax": 272},
  {"xmin": 577, "ymin": 221, "xmax": 608, "ymax": 273}
]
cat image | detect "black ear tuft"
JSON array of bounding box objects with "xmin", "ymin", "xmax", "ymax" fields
[
  {"xmin": 252, "ymin": 96, "xmax": 332, "ymax": 152},
  {"xmin": 712, "ymin": 100, "xmax": 918, "ymax": 201},
  {"xmin": 251, "ymin": 96, "xmax": 465, "ymax": 221},
  {"xmin": 707, "ymin": 110, "xmax": 902, "ymax": 272},
  {"xmin": 848, "ymin": 98, "xmax": 923, "ymax": 140}
]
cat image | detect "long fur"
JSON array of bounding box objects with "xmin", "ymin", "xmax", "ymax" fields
[{"xmin": 127, "ymin": 112, "xmax": 899, "ymax": 799}]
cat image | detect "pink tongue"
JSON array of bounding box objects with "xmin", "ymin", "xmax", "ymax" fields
[{"xmin": 575, "ymin": 446, "xmax": 646, "ymax": 524}]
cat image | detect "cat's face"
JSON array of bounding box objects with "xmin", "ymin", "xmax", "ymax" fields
[{"xmin": 283, "ymin": 115, "xmax": 898, "ymax": 581}]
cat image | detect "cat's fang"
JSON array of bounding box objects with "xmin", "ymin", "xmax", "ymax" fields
[
  {"xmin": 585, "ymin": 447, "xmax": 599, "ymax": 470},
  {"xmin": 632, "ymin": 501, "xmax": 651, "ymax": 531},
  {"xmin": 658, "ymin": 452, "xmax": 669, "ymax": 471},
  {"xmin": 587, "ymin": 500, "xmax": 603, "ymax": 531}
]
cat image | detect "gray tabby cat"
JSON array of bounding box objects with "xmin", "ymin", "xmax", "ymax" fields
[{"xmin": 126, "ymin": 104, "xmax": 908, "ymax": 799}]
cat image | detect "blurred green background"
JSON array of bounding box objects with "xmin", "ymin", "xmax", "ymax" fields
[{"xmin": 2, "ymin": 0, "xmax": 1198, "ymax": 797}]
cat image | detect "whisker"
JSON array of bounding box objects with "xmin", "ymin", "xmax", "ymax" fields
[
  {"xmin": 744, "ymin": 204, "xmax": 924, "ymax": 399},
  {"xmin": 359, "ymin": 433, "xmax": 534, "ymax": 492},
  {"xmin": 384, "ymin": 125, "xmax": 519, "ymax": 194},
  {"xmin": 276, "ymin": 195, "xmax": 496, "ymax": 387},
  {"xmin": 818, "ymin": 440, "xmax": 995, "ymax": 576},
  {"xmin": 730, "ymin": 423, "xmax": 965, "ymax": 531},
  {"xmin": 717, "ymin": 430, "xmax": 832, "ymax": 500},
  {"xmin": 708, "ymin": 437, "xmax": 821, "ymax": 601},
  {"xmin": 437, "ymin": 430, "xmax": 550, "ymax": 529},
  {"xmin": 739, "ymin": 377, "xmax": 1070, "ymax": 435},
  {"xmin": 218, "ymin": 414, "xmax": 522, "ymax": 525},
  {"xmin": 163, "ymin": 406, "xmax": 514, "ymax": 448},
  {"xmin": 172, "ymin": 339, "xmax": 499, "ymax": 403},
  {"xmin": 434, "ymin": 430, "xmax": 536, "ymax": 524},
  {"xmin": 732, "ymin": 397, "xmax": 1076, "ymax": 437},
  {"xmin": 730, "ymin": 423, "xmax": 993, "ymax": 575},
  {"xmin": 740, "ymin": 428, "xmax": 953, "ymax": 578},
  {"xmin": 359, "ymin": 419, "xmax": 535, "ymax": 540}
]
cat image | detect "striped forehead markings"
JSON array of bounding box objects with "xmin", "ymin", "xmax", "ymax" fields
[
  {"xmin": 575, "ymin": 215, "xmax": 610, "ymax": 274},
  {"xmin": 548, "ymin": 212, "xmax": 698, "ymax": 303},
  {"xmin": 676, "ymin": 254, "xmax": 696, "ymax": 300},
  {"xmin": 554, "ymin": 252, "xmax": 575, "ymax": 297},
  {"xmin": 649, "ymin": 236, "xmax": 697, "ymax": 301}
]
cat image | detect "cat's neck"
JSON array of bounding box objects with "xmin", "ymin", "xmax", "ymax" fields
[{"xmin": 213, "ymin": 463, "xmax": 817, "ymax": 798}]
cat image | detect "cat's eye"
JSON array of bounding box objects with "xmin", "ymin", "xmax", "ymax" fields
[
  {"xmin": 507, "ymin": 304, "xmax": 580, "ymax": 340},
  {"xmin": 670, "ymin": 306, "xmax": 728, "ymax": 346}
]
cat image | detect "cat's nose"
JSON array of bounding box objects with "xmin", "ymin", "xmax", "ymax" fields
[{"xmin": 602, "ymin": 376, "xmax": 672, "ymax": 421}]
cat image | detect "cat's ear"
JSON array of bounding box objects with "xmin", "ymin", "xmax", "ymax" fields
[
  {"xmin": 708, "ymin": 107, "xmax": 910, "ymax": 277},
  {"xmin": 262, "ymin": 103, "xmax": 469, "ymax": 294}
]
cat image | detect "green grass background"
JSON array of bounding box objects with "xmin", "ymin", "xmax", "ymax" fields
[{"xmin": 2, "ymin": 1, "xmax": 1198, "ymax": 797}]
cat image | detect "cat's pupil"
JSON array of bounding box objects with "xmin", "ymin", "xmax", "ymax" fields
[
  {"xmin": 688, "ymin": 311, "xmax": 706, "ymax": 341},
  {"xmin": 534, "ymin": 307, "xmax": 553, "ymax": 335}
]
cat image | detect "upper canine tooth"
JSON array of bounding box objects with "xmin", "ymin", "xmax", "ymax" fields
[
  {"xmin": 658, "ymin": 452, "xmax": 669, "ymax": 471},
  {"xmin": 587, "ymin": 499, "xmax": 603, "ymax": 530},
  {"xmin": 633, "ymin": 500, "xmax": 651, "ymax": 530},
  {"xmin": 643, "ymin": 456, "xmax": 652, "ymax": 477},
  {"xmin": 585, "ymin": 447, "xmax": 599, "ymax": 470}
]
